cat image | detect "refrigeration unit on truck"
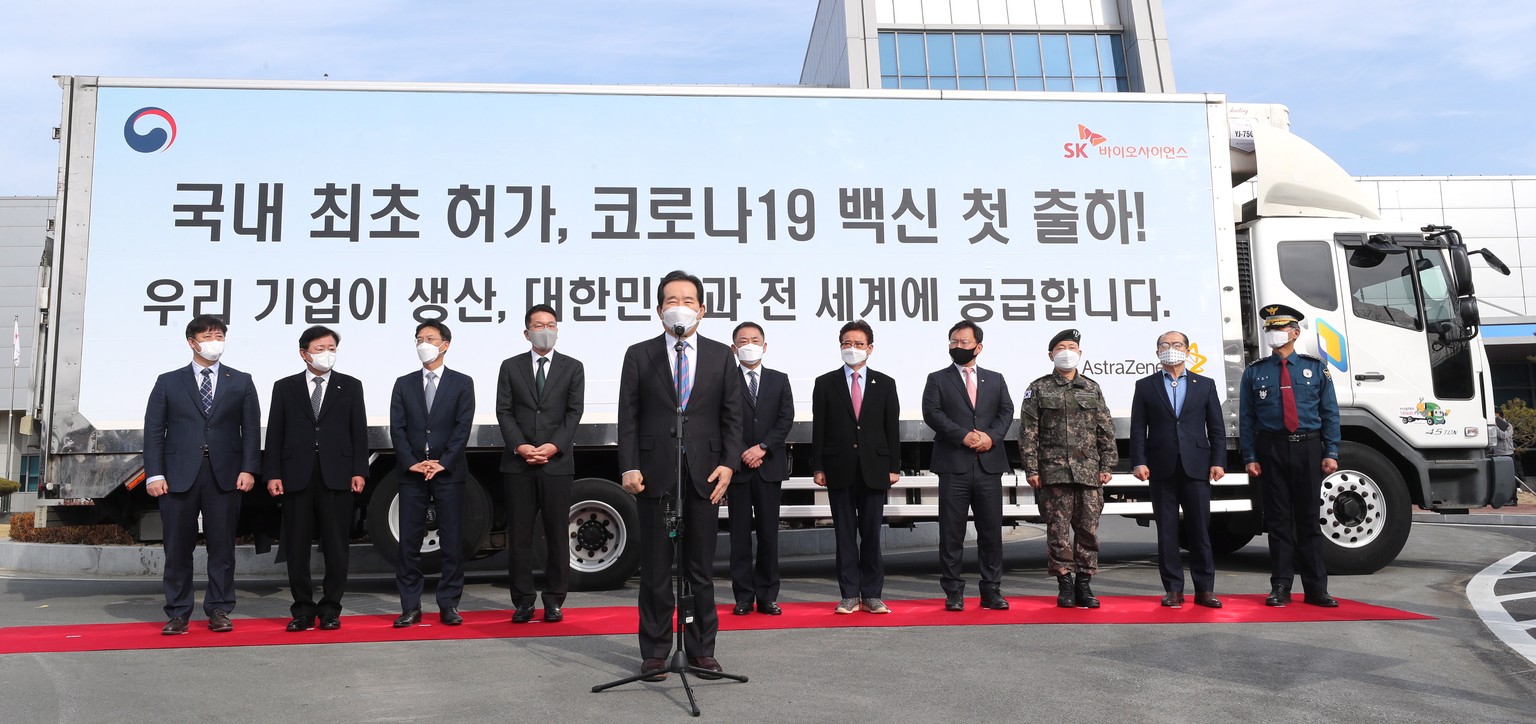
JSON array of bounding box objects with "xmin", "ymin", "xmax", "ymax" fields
[{"xmin": 29, "ymin": 76, "xmax": 1517, "ymax": 588}]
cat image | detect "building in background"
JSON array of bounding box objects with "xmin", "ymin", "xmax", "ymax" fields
[{"xmin": 0, "ymin": 196, "xmax": 49, "ymax": 514}]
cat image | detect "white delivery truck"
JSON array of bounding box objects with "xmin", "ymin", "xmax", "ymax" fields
[{"xmin": 29, "ymin": 76, "xmax": 1517, "ymax": 588}]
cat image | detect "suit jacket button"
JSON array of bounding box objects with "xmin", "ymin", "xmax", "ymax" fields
[{"xmin": 853, "ymin": 443, "xmax": 859, "ymax": 449}]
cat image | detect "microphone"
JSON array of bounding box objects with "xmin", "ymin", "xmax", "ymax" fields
[{"xmin": 672, "ymin": 324, "xmax": 687, "ymax": 337}]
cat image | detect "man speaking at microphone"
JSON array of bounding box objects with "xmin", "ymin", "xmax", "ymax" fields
[{"xmin": 617, "ymin": 270, "xmax": 745, "ymax": 682}]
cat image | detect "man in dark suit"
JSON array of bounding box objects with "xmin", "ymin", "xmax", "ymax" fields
[
  {"xmin": 389, "ymin": 321, "xmax": 476, "ymax": 628},
  {"xmin": 727, "ymin": 321, "xmax": 794, "ymax": 617},
  {"xmin": 497, "ymin": 304, "xmax": 584, "ymax": 624},
  {"xmin": 812, "ymin": 320, "xmax": 901, "ymax": 615},
  {"xmin": 264, "ymin": 325, "xmax": 369, "ymax": 632},
  {"xmin": 143, "ymin": 314, "xmax": 261, "ymax": 635},
  {"xmin": 618, "ymin": 270, "xmax": 744, "ymax": 681},
  {"xmin": 1129, "ymin": 330, "xmax": 1227, "ymax": 609},
  {"xmin": 921, "ymin": 320, "xmax": 1014, "ymax": 612}
]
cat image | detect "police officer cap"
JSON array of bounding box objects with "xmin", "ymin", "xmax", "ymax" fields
[
  {"xmin": 1047, "ymin": 328, "xmax": 1081, "ymax": 350},
  {"xmin": 1260, "ymin": 303, "xmax": 1304, "ymax": 328}
]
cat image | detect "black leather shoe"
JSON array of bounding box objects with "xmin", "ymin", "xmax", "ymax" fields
[
  {"xmin": 1194, "ymin": 592, "xmax": 1223, "ymax": 609},
  {"xmin": 690, "ymin": 656, "xmax": 723, "ymax": 680},
  {"xmin": 1056, "ymin": 573, "xmax": 1076, "ymax": 608},
  {"xmin": 511, "ymin": 604, "xmax": 535, "ymax": 624},
  {"xmin": 440, "ymin": 608, "xmax": 463, "ymax": 626},
  {"xmin": 162, "ymin": 617, "xmax": 189, "ymax": 635},
  {"xmin": 543, "ymin": 606, "xmax": 563, "ymax": 623},
  {"xmin": 208, "ymin": 609, "xmax": 233, "ymax": 633},
  {"xmin": 393, "ymin": 609, "xmax": 422, "ymax": 628},
  {"xmin": 1161, "ymin": 592, "xmax": 1185, "ymax": 608},
  {"xmin": 285, "ymin": 616, "xmax": 315, "ymax": 632},
  {"xmin": 640, "ymin": 657, "xmax": 668, "ymax": 682},
  {"xmin": 944, "ymin": 590, "xmax": 965, "ymax": 611},
  {"xmin": 733, "ymin": 602, "xmax": 754, "ymax": 616},
  {"xmin": 1304, "ymin": 592, "xmax": 1339, "ymax": 608},
  {"xmin": 319, "ymin": 615, "xmax": 341, "ymax": 630},
  {"xmin": 980, "ymin": 592, "xmax": 1009, "ymax": 610},
  {"xmin": 757, "ymin": 601, "xmax": 782, "ymax": 615},
  {"xmin": 1265, "ymin": 586, "xmax": 1291, "ymax": 607}
]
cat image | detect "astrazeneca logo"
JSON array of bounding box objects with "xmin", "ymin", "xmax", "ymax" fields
[{"xmin": 123, "ymin": 107, "xmax": 177, "ymax": 153}]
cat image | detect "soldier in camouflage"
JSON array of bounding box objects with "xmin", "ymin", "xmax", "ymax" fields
[{"xmin": 1019, "ymin": 329, "xmax": 1117, "ymax": 609}]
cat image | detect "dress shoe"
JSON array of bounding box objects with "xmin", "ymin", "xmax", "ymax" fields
[
  {"xmin": 1074, "ymin": 574, "xmax": 1101, "ymax": 609},
  {"xmin": 1056, "ymin": 573, "xmax": 1076, "ymax": 608},
  {"xmin": 1304, "ymin": 592, "xmax": 1339, "ymax": 608},
  {"xmin": 862, "ymin": 598, "xmax": 890, "ymax": 614},
  {"xmin": 756, "ymin": 601, "xmax": 782, "ymax": 616},
  {"xmin": 393, "ymin": 609, "xmax": 422, "ymax": 628},
  {"xmin": 690, "ymin": 656, "xmax": 723, "ymax": 680},
  {"xmin": 944, "ymin": 590, "xmax": 965, "ymax": 611},
  {"xmin": 286, "ymin": 616, "xmax": 315, "ymax": 632},
  {"xmin": 543, "ymin": 606, "xmax": 563, "ymax": 623},
  {"xmin": 732, "ymin": 602, "xmax": 754, "ymax": 616},
  {"xmin": 980, "ymin": 592, "xmax": 1010, "ymax": 610},
  {"xmin": 1265, "ymin": 586, "xmax": 1291, "ymax": 607},
  {"xmin": 1194, "ymin": 592, "xmax": 1223, "ymax": 609},
  {"xmin": 511, "ymin": 604, "xmax": 535, "ymax": 624},
  {"xmin": 161, "ymin": 617, "xmax": 189, "ymax": 635},
  {"xmin": 834, "ymin": 598, "xmax": 861, "ymax": 614},
  {"xmin": 319, "ymin": 615, "xmax": 341, "ymax": 631},
  {"xmin": 1161, "ymin": 592, "xmax": 1185, "ymax": 608},
  {"xmin": 208, "ymin": 609, "xmax": 233, "ymax": 633},
  {"xmin": 440, "ymin": 608, "xmax": 463, "ymax": 626},
  {"xmin": 640, "ymin": 657, "xmax": 668, "ymax": 682}
]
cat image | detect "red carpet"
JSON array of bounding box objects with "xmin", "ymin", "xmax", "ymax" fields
[{"xmin": 0, "ymin": 595, "xmax": 1432, "ymax": 656}]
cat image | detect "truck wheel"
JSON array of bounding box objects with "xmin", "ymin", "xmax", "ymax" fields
[
  {"xmin": 1206, "ymin": 514, "xmax": 1257, "ymax": 556},
  {"xmin": 366, "ymin": 470, "xmax": 492, "ymax": 575},
  {"xmin": 1319, "ymin": 441, "xmax": 1411, "ymax": 575},
  {"xmin": 566, "ymin": 477, "xmax": 640, "ymax": 591}
]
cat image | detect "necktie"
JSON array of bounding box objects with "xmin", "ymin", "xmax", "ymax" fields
[
  {"xmin": 1280, "ymin": 359, "xmax": 1299, "ymax": 432},
  {"xmin": 963, "ymin": 367, "xmax": 977, "ymax": 407},
  {"xmin": 425, "ymin": 371, "xmax": 438, "ymax": 413},
  {"xmin": 311, "ymin": 376, "xmax": 324, "ymax": 418},
  {"xmin": 536, "ymin": 357, "xmax": 547, "ymax": 396},
  {"xmin": 850, "ymin": 371, "xmax": 863, "ymax": 419},
  {"xmin": 748, "ymin": 370, "xmax": 759, "ymax": 405},
  {"xmin": 199, "ymin": 368, "xmax": 213, "ymax": 416},
  {"xmin": 676, "ymin": 341, "xmax": 692, "ymax": 409}
]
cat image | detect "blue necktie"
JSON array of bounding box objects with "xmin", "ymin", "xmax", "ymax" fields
[
  {"xmin": 199, "ymin": 368, "xmax": 213, "ymax": 416},
  {"xmin": 676, "ymin": 342, "xmax": 692, "ymax": 408}
]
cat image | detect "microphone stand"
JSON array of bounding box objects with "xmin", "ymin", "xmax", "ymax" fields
[{"xmin": 592, "ymin": 325, "xmax": 747, "ymax": 716}]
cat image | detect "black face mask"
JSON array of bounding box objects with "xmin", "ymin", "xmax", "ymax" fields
[{"xmin": 948, "ymin": 347, "xmax": 977, "ymax": 365}]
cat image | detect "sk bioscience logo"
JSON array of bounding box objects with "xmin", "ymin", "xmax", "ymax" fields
[
  {"xmin": 123, "ymin": 107, "xmax": 177, "ymax": 153},
  {"xmin": 1064, "ymin": 124, "xmax": 1188, "ymax": 160}
]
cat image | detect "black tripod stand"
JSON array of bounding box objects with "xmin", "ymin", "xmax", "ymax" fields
[{"xmin": 592, "ymin": 327, "xmax": 747, "ymax": 716}]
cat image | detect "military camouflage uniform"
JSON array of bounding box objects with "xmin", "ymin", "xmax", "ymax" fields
[{"xmin": 1019, "ymin": 370, "xmax": 1117, "ymax": 576}]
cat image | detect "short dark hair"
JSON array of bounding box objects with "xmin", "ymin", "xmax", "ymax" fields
[
  {"xmin": 1157, "ymin": 330, "xmax": 1190, "ymax": 347},
  {"xmin": 656, "ymin": 270, "xmax": 705, "ymax": 305},
  {"xmin": 299, "ymin": 325, "xmax": 340, "ymax": 349},
  {"xmin": 525, "ymin": 304, "xmax": 558, "ymax": 328},
  {"xmin": 416, "ymin": 320, "xmax": 452, "ymax": 342},
  {"xmin": 948, "ymin": 320, "xmax": 983, "ymax": 343},
  {"xmin": 732, "ymin": 321, "xmax": 765, "ymax": 340},
  {"xmin": 185, "ymin": 314, "xmax": 227, "ymax": 339},
  {"xmin": 839, "ymin": 319, "xmax": 874, "ymax": 345}
]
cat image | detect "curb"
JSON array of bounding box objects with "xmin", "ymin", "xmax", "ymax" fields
[{"xmin": 1412, "ymin": 511, "xmax": 1536, "ymax": 526}]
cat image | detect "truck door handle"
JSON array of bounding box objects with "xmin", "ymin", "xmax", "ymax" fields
[{"xmin": 1355, "ymin": 373, "xmax": 1386, "ymax": 382}]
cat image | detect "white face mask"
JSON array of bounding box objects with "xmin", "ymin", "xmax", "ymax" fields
[
  {"xmin": 1264, "ymin": 329, "xmax": 1291, "ymax": 349},
  {"xmin": 416, "ymin": 342, "xmax": 442, "ymax": 364},
  {"xmin": 529, "ymin": 328, "xmax": 557, "ymax": 351},
  {"xmin": 841, "ymin": 347, "xmax": 868, "ymax": 367},
  {"xmin": 661, "ymin": 306, "xmax": 699, "ymax": 335},
  {"xmin": 736, "ymin": 344, "xmax": 764, "ymax": 364},
  {"xmin": 1157, "ymin": 348, "xmax": 1187, "ymax": 366},
  {"xmin": 1053, "ymin": 349, "xmax": 1080, "ymax": 371},
  {"xmin": 307, "ymin": 350, "xmax": 337, "ymax": 373},
  {"xmin": 195, "ymin": 340, "xmax": 224, "ymax": 363}
]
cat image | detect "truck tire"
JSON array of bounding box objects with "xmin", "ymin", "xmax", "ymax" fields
[
  {"xmin": 1319, "ymin": 441, "xmax": 1411, "ymax": 575},
  {"xmin": 1206, "ymin": 514, "xmax": 1257, "ymax": 556},
  {"xmin": 366, "ymin": 470, "xmax": 492, "ymax": 574},
  {"xmin": 564, "ymin": 477, "xmax": 640, "ymax": 591}
]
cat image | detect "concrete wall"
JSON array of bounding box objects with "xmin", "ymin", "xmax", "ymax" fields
[{"xmin": 0, "ymin": 197, "xmax": 50, "ymax": 488}]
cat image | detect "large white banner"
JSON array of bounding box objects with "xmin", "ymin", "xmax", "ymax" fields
[{"xmin": 83, "ymin": 86, "xmax": 1226, "ymax": 429}]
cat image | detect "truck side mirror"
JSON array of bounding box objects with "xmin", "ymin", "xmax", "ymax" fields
[
  {"xmin": 1448, "ymin": 246, "xmax": 1474, "ymax": 296},
  {"xmin": 1469, "ymin": 248, "xmax": 1510, "ymax": 276}
]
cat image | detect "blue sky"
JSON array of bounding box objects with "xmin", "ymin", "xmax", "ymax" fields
[{"xmin": 1, "ymin": 0, "xmax": 1533, "ymax": 196}]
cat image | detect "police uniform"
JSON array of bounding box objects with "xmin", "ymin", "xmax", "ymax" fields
[
  {"xmin": 1019, "ymin": 329, "xmax": 1117, "ymax": 608},
  {"xmin": 1238, "ymin": 304, "xmax": 1341, "ymax": 607}
]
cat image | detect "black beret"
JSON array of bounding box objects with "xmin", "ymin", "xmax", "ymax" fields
[{"xmin": 1048, "ymin": 328, "xmax": 1080, "ymax": 351}]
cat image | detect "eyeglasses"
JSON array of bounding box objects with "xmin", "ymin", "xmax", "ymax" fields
[
  {"xmin": 415, "ymin": 337, "xmax": 443, "ymax": 345},
  {"xmin": 528, "ymin": 322, "xmax": 558, "ymax": 331},
  {"xmin": 840, "ymin": 340, "xmax": 870, "ymax": 349},
  {"xmin": 1156, "ymin": 342, "xmax": 1188, "ymax": 351}
]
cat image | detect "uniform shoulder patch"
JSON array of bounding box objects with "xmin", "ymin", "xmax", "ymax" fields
[{"xmin": 1022, "ymin": 388, "xmax": 1034, "ymax": 399}]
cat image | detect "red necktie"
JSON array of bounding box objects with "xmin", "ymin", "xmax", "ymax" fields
[
  {"xmin": 850, "ymin": 371, "xmax": 863, "ymax": 419},
  {"xmin": 1280, "ymin": 359, "xmax": 1300, "ymax": 432}
]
